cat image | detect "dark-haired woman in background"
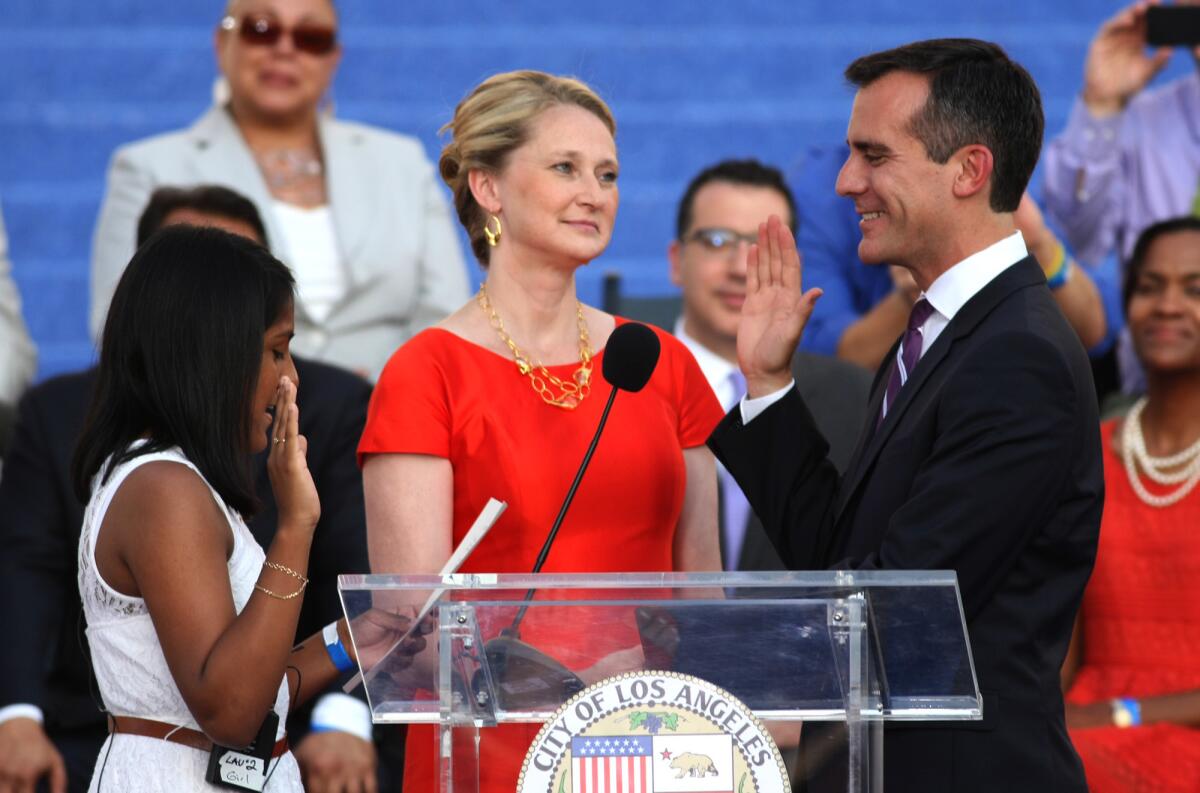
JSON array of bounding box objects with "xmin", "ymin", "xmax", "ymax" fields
[
  {"xmin": 1062, "ymin": 217, "xmax": 1200, "ymax": 792},
  {"xmin": 359, "ymin": 70, "xmax": 724, "ymax": 793},
  {"xmin": 73, "ymin": 227, "xmax": 403, "ymax": 792}
]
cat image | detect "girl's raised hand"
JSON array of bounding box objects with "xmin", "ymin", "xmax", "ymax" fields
[{"xmin": 267, "ymin": 376, "xmax": 320, "ymax": 534}]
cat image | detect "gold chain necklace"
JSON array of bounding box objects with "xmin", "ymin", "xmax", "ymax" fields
[{"xmin": 477, "ymin": 283, "xmax": 593, "ymax": 409}]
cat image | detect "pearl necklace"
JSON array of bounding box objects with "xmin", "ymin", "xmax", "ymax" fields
[{"xmin": 1120, "ymin": 397, "xmax": 1200, "ymax": 508}]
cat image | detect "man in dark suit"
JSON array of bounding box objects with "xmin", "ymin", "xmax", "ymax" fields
[
  {"xmin": 0, "ymin": 187, "xmax": 394, "ymax": 793},
  {"xmin": 664, "ymin": 158, "xmax": 871, "ymax": 571},
  {"xmin": 708, "ymin": 40, "xmax": 1103, "ymax": 791}
]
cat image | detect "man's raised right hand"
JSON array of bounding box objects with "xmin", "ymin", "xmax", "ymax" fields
[{"xmin": 736, "ymin": 215, "xmax": 822, "ymax": 398}]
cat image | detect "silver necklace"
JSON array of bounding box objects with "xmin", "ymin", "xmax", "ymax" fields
[
  {"xmin": 253, "ymin": 148, "xmax": 323, "ymax": 192},
  {"xmin": 1120, "ymin": 397, "xmax": 1200, "ymax": 508}
]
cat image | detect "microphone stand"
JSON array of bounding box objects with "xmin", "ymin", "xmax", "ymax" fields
[
  {"xmin": 476, "ymin": 384, "xmax": 620, "ymax": 710},
  {"xmin": 511, "ymin": 383, "xmax": 619, "ymax": 631}
]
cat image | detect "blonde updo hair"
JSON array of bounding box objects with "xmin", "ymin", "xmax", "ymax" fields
[{"xmin": 439, "ymin": 70, "xmax": 617, "ymax": 265}]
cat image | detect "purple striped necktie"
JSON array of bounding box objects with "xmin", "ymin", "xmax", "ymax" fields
[{"xmin": 881, "ymin": 298, "xmax": 935, "ymax": 423}]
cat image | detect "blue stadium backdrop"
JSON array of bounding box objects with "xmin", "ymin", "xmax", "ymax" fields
[{"xmin": 0, "ymin": 1, "xmax": 1181, "ymax": 380}]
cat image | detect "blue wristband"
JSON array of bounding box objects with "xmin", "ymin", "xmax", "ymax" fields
[
  {"xmin": 1046, "ymin": 258, "xmax": 1071, "ymax": 290},
  {"xmin": 323, "ymin": 622, "xmax": 355, "ymax": 674},
  {"xmin": 1118, "ymin": 697, "xmax": 1142, "ymax": 727}
]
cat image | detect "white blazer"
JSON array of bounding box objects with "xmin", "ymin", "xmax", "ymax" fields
[
  {"xmin": 0, "ymin": 201, "xmax": 36, "ymax": 436},
  {"xmin": 90, "ymin": 106, "xmax": 470, "ymax": 381}
]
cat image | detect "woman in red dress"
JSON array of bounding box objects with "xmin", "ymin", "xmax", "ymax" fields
[
  {"xmin": 1062, "ymin": 217, "xmax": 1200, "ymax": 791},
  {"xmin": 358, "ymin": 71, "xmax": 724, "ymax": 793}
]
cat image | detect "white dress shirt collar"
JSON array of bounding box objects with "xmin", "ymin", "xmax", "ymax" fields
[
  {"xmin": 914, "ymin": 230, "xmax": 1028, "ymax": 358},
  {"xmin": 674, "ymin": 318, "xmax": 740, "ymax": 407},
  {"xmin": 922, "ymin": 230, "xmax": 1029, "ymax": 323}
]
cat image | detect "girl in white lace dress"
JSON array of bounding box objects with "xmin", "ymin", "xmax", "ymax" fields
[{"xmin": 72, "ymin": 227, "xmax": 405, "ymax": 792}]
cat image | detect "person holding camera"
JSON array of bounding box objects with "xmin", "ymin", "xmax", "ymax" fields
[
  {"xmin": 1042, "ymin": 1, "xmax": 1200, "ymax": 391},
  {"xmin": 1042, "ymin": 1, "xmax": 1190, "ymax": 269}
]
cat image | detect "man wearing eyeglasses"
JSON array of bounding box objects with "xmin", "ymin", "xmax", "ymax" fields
[{"xmin": 667, "ymin": 159, "xmax": 871, "ymax": 572}]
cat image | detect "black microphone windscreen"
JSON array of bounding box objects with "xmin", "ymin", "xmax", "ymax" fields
[{"xmin": 602, "ymin": 322, "xmax": 661, "ymax": 392}]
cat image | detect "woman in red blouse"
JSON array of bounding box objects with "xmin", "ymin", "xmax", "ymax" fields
[
  {"xmin": 1062, "ymin": 217, "xmax": 1200, "ymax": 791},
  {"xmin": 358, "ymin": 71, "xmax": 724, "ymax": 793}
]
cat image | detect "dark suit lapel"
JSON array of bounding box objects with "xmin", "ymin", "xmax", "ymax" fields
[
  {"xmin": 835, "ymin": 257, "xmax": 1045, "ymax": 515},
  {"xmin": 836, "ymin": 339, "xmax": 898, "ymax": 513}
]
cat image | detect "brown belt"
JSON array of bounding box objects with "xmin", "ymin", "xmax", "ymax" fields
[{"xmin": 108, "ymin": 715, "xmax": 289, "ymax": 758}]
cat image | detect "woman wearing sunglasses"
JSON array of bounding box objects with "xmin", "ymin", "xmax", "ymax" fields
[{"xmin": 90, "ymin": 0, "xmax": 469, "ymax": 382}]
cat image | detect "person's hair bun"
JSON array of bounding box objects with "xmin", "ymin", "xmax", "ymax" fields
[
  {"xmin": 438, "ymin": 144, "xmax": 461, "ymax": 184},
  {"xmin": 435, "ymin": 70, "xmax": 615, "ymax": 266}
]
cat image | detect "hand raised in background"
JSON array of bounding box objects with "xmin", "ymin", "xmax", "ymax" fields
[{"xmin": 1082, "ymin": 1, "xmax": 1172, "ymax": 117}]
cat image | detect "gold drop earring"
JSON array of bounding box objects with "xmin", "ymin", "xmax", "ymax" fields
[{"xmin": 484, "ymin": 214, "xmax": 502, "ymax": 247}]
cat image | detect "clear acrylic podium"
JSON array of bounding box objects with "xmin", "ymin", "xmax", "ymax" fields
[{"xmin": 339, "ymin": 570, "xmax": 981, "ymax": 793}]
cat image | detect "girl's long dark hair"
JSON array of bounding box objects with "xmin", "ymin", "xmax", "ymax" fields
[{"xmin": 72, "ymin": 225, "xmax": 295, "ymax": 515}]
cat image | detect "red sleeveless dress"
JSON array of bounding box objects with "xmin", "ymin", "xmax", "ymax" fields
[
  {"xmin": 359, "ymin": 320, "xmax": 723, "ymax": 793},
  {"xmin": 1066, "ymin": 420, "xmax": 1200, "ymax": 791}
]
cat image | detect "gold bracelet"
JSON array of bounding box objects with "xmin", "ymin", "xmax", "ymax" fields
[
  {"xmin": 263, "ymin": 560, "xmax": 308, "ymax": 584},
  {"xmin": 255, "ymin": 560, "xmax": 309, "ymax": 600},
  {"xmin": 254, "ymin": 581, "xmax": 307, "ymax": 600}
]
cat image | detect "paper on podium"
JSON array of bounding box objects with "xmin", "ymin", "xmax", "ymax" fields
[{"xmin": 344, "ymin": 497, "xmax": 507, "ymax": 692}]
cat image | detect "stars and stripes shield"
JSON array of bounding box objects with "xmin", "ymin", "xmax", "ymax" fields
[
  {"xmin": 570, "ymin": 734, "xmax": 737, "ymax": 793},
  {"xmin": 571, "ymin": 736, "xmax": 652, "ymax": 793}
]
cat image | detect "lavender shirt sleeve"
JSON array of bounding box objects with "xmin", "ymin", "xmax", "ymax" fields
[
  {"xmin": 1042, "ymin": 98, "xmax": 1127, "ymax": 266},
  {"xmin": 1044, "ymin": 74, "xmax": 1200, "ymax": 268}
]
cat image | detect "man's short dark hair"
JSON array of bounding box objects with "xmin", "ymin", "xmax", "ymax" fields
[
  {"xmin": 845, "ymin": 38, "xmax": 1043, "ymax": 214},
  {"xmin": 675, "ymin": 159, "xmax": 798, "ymax": 239},
  {"xmin": 136, "ymin": 185, "xmax": 269, "ymax": 248},
  {"xmin": 1122, "ymin": 216, "xmax": 1200, "ymax": 312}
]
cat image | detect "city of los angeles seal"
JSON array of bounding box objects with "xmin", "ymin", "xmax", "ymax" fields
[{"xmin": 517, "ymin": 671, "xmax": 789, "ymax": 793}]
